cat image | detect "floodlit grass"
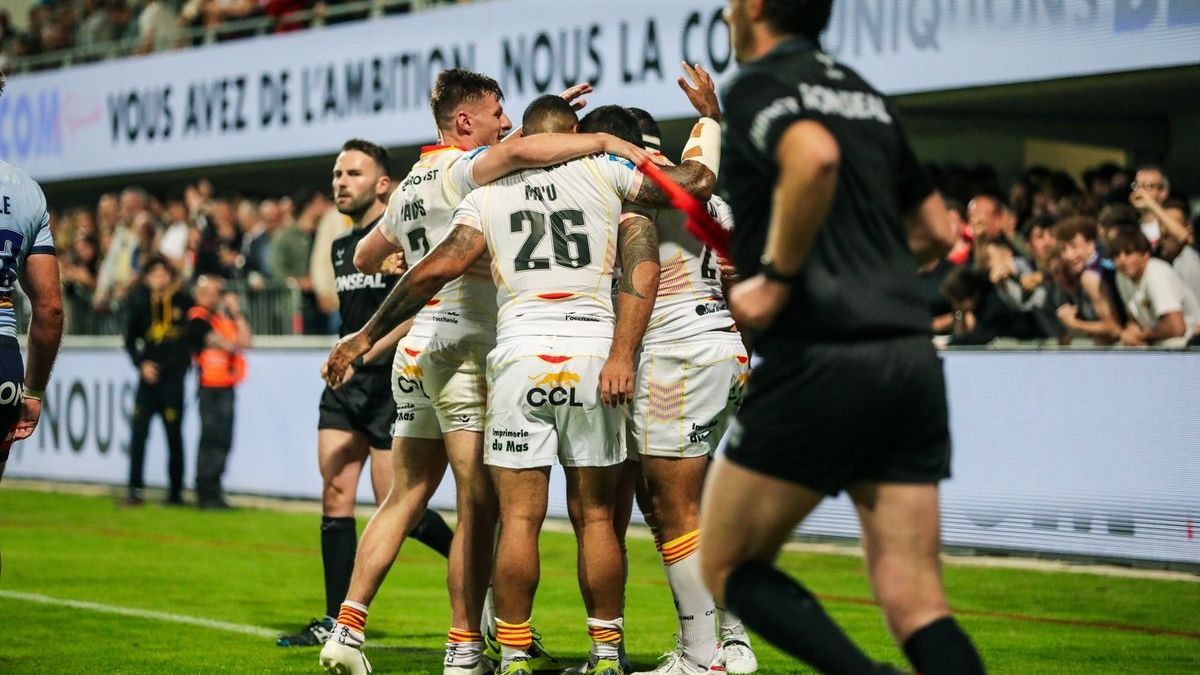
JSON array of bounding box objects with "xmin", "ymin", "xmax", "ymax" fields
[{"xmin": 1, "ymin": 487, "xmax": 1197, "ymax": 673}]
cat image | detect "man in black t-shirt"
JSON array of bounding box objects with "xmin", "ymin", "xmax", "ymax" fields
[
  {"xmin": 277, "ymin": 140, "xmax": 453, "ymax": 648},
  {"xmin": 698, "ymin": 3, "xmax": 984, "ymax": 675},
  {"xmin": 123, "ymin": 257, "xmax": 193, "ymax": 506}
]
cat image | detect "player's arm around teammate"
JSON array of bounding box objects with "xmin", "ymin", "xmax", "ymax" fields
[{"xmin": 351, "ymin": 132, "xmax": 656, "ymax": 276}]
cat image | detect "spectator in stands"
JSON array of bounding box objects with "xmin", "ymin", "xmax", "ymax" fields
[
  {"xmin": 968, "ymin": 194, "xmax": 1028, "ymax": 260},
  {"xmin": 137, "ymin": 0, "xmax": 181, "ymax": 53},
  {"xmin": 159, "ymin": 196, "xmax": 192, "ymax": 274},
  {"xmin": 123, "ymin": 257, "xmax": 193, "ymax": 506},
  {"xmin": 1130, "ymin": 165, "xmax": 1173, "ymax": 248},
  {"xmin": 1157, "ymin": 198, "xmax": 1200, "ymax": 300},
  {"xmin": 1054, "ymin": 216, "xmax": 1122, "ymax": 344},
  {"xmin": 188, "ymin": 275, "xmax": 252, "ymax": 509},
  {"xmin": 77, "ymin": 0, "xmax": 116, "ymax": 53},
  {"xmin": 94, "ymin": 187, "xmax": 147, "ymax": 311},
  {"xmin": 1111, "ymin": 228, "xmax": 1200, "ymax": 347},
  {"xmin": 242, "ymin": 198, "xmax": 277, "ymax": 288},
  {"xmin": 195, "ymin": 197, "xmax": 241, "ymax": 278},
  {"xmin": 308, "ymin": 188, "xmax": 349, "ymax": 334},
  {"xmin": 944, "ymin": 198, "xmax": 972, "ymax": 265},
  {"xmin": 1097, "ymin": 203, "xmax": 1141, "ymax": 254},
  {"xmin": 271, "ymin": 189, "xmax": 327, "ymax": 333}
]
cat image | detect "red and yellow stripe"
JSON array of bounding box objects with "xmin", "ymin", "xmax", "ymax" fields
[
  {"xmin": 660, "ymin": 530, "xmax": 700, "ymax": 566},
  {"xmin": 588, "ymin": 625, "xmax": 623, "ymax": 643},
  {"xmin": 337, "ymin": 602, "xmax": 368, "ymax": 633},
  {"xmin": 448, "ymin": 627, "xmax": 483, "ymax": 644},
  {"xmin": 495, "ymin": 619, "xmax": 533, "ymax": 649}
]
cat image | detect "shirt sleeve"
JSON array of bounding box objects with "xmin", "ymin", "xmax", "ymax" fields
[
  {"xmin": 708, "ymin": 195, "xmax": 735, "ymax": 233},
  {"xmin": 1145, "ymin": 262, "xmax": 1184, "ymax": 317},
  {"xmin": 451, "ymin": 191, "xmax": 483, "ymax": 232},
  {"xmin": 378, "ymin": 190, "xmax": 405, "ymax": 246},
  {"xmin": 188, "ymin": 316, "xmax": 212, "ymax": 352},
  {"xmin": 445, "ymin": 146, "xmax": 490, "ymax": 197},
  {"xmin": 596, "ymin": 154, "xmax": 643, "ymax": 201},
  {"xmin": 30, "ymin": 182, "xmax": 55, "ymax": 255},
  {"xmin": 721, "ymin": 70, "xmax": 807, "ymax": 165}
]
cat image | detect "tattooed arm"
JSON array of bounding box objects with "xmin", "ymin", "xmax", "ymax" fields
[
  {"xmin": 323, "ymin": 224, "xmax": 486, "ymax": 387},
  {"xmin": 599, "ymin": 213, "xmax": 661, "ymax": 406},
  {"xmin": 626, "ymin": 161, "xmax": 716, "ymax": 208}
]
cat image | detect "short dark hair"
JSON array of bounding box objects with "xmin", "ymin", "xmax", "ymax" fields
[
  {"xmin": 1163, "ymin": 197, "xmax": 1189, "ymax": 214},
  {"xmin": 430, "ymin": 69, "xmax": 504, "ymax": 131},
  {"xmin": 1053, "ymin": 215, "xmax": 1098, "ymax": 244},
  {"xmin": 1023, "ymin": 214, "xmax": 1056, "ymax": 237},
  {"xmin": 940, "ymin": 266, "xmax": 988, "ymax": 305},
  {"xmin": 519, "ymin": 95, "xmax": 577, "ymax": 136},
  {"xmin": 1110, "ymin": 227, "xmax": 1152, "ymax": 256},
  {"xmin": 765, "ymin": 0, "xmax": 834, "ymax": 42},
  {"xmin": 142, "ymin": 255, "xmax": 174, "ymax": 279},
  {"xmin": 1097, "ymin": 203, "xmax": 1139, "ymax": 230},
  {"xmin": 579, "ymin": 105, "xmax": 642, "ymax": 148},
  {"xmin": 626, "ymin": 107, "xmax": 661, "ymax": 151},
  {"xmin": 341, "ymin": 138, "xmax": 390, "ymax": 175}
]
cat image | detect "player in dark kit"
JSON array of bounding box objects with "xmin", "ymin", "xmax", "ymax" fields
[
  {"xmin": 278, "ymin": 139, "xmax": 454, "ymax": 647},
  {"xmin": 698, "ymin": 3, "xmax": 985, "ymax": 675}
]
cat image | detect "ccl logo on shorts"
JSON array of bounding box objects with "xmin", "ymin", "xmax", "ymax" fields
[
  {"xmin": 395, "ymin": 364, "xmax": 427, "ymax": 398},
  {"xmin": 526, "ymin": 356, "xmax": 583, "ymax": 408},
  {"xmin": 0, "ymin": 381, "xmax": 23, "ymax": 406}
]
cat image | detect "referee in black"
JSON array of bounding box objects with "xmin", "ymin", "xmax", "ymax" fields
[
  {"xmin": 698, "ymin": 2, "xmax": 985, "ymax": 675},
  {"xmin": 279, "ymin": 139, "xmax": 453, "ymax": 647}
]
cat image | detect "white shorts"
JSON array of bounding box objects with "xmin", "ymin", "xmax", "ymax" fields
[
  {"xmin": 391, "ymin": 335, "xmax": 490, "ymax": 439},
  {"xmin": 485, "ymin": 337, "xmax": 625, "ymax": 469},
  {"xmin": 628, "ymin": 334, "xmax": 748, "ymax": 459}
]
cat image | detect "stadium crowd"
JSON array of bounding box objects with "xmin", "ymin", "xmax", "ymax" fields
[
  {"xmin": 52, "ymin": 161, "xmax": 1200, "ymax": 345},
  {"xmin": 0, "ymin": 0, "xmax": 469, "ymax": 70}
]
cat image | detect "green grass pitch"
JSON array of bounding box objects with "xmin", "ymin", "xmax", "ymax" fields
[{"xmin": 1, "ymin": 487, "xmax": 1197, "ymax": 673}]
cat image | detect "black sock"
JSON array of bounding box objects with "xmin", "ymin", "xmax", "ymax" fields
[
  {"xmin": 320, "ymin": 516, "xmax": 357, "ymax": 619},
  {"xmin": 409, "ymin": 509, "xmax": 454, "ymax": 558},
  {"xmin": 903, "ymin": 617, "xmax": 986, "ymax": 675},
  {"xmin": 725, "ymin": 560, "xmax": 882, "ymax": 675}
]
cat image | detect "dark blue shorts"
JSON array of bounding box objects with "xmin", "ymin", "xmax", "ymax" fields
[{"xmin": 0, "ymin": 336, "xmax": 25, "ymax": 461}]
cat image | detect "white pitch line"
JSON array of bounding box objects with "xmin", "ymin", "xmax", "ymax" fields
[
  {"xmin": 0, "ymin": 590, "xmax": 278, "ymax": 638},
  {"xmin": 0, "ymin": 590, "xmax": 410, "ymax": 647}
]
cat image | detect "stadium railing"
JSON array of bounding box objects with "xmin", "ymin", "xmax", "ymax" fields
[
  {"xmin": 19, "ymin": 281, "xmax": 302, "ymax": 336},
  {"xmin": 6, "ymin": 0, "xmax": 475, "ymax": 74}
]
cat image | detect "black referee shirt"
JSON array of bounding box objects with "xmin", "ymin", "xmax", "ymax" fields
[
  {"xmin": 719, "ymin": 37, "xmax": 935, "ymax": 342},
  {"xmin": 332, "ymin": 217, "xmax": 400, "ymax": 371}
]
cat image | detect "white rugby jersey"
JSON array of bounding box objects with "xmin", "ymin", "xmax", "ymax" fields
[
  {"xmin": 0, "ymin": 160, "xmax": 54, "ymax": 339},
  {"xmin": 451, "ymin": 153, "xmax": 643, "ymax": 340},
  {"xmin": 641, "ymin": 195, "xmax": 738, "ymax": 345},
  {"xmin": 380, "ymin": 144, "xmax": 496, "ymax": 342}
]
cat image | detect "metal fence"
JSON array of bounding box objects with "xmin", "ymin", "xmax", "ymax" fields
[
  {"xmin": 19, "ymin": 282, "xmax": 303, "ymax": 337},
  {"xmin": 6, "ymin": 0, "xmax": 470, "ymax": 74}
]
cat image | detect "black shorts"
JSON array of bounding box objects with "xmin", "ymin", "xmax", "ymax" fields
[
  {"xmin": 318, "ymin": 367, "xmax": 395, "ymax": 450},
  {"xmin": 0, "ymin": 336, "xmax": 25, "ymax": 462},
  {"xmin": 725, "ymin": 334, "xmax": 950, "ymax": 495}
]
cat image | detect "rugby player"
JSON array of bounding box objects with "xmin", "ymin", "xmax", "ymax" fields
[
  {"xmin": 277, "ymin": 139, "xmax": 456, "ymax": 648},
  {"xmin": 319, "ymin": 70, "xmax": 661, "ymax": 675},
  {"xmin": 604, "ymin": 69, "xmax": 757, "ymax": 675},
  {"xmin": 701, "ymin": 2, "xmax": 985, "ymax": 674},
  {"xmin": 0, "ymin": 71, "xmax": 64, "ymax": 483}
]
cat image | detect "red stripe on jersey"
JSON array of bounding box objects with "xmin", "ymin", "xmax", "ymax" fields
[
  {"xmin": 425, "ymin": 299, "xmax": 441, "ymax": 307},
  {"xmin": 736, "ymin": 355, "xmax": 749, "ymax": 364},
  {"xmin": 420, "ymin": 144, "xmax": 467, "ymax": 155},
  {"xmin": 404, "ymin": 348, "xmax": 421, "ymax": 357},
  {"xmin": 537, "ymin": 292, "xmax": 574, "ymax": 300},
  {"xmin": 537, "ymin": 355, "xmax": 572, "ymax": 364}
]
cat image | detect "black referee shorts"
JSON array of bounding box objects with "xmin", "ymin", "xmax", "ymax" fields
[
  {"xmin": 725, "ymin": 334, "xmax": 950, "ymax": 495},
  {"xmin": 318, "ymin": 366, "xmax": 396, "ymax": 450}
]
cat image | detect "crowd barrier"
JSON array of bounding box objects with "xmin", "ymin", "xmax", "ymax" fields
[{"xmin": 6, "ymin": 341, "xmax": 1198, "ymax": 567}]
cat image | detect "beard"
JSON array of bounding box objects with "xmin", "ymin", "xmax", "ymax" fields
[{"xmin": 336, "ymin": 194, "xmax": 374, "ymax": 221}]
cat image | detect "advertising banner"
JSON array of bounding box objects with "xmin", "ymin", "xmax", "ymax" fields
[
  {"xmin": 7, "ymin": 347, "xmax": 1199, "ymax": 565},
  {"xmin": 3, "ymin": 0, "xmax": 1197, "ymax": 182}
]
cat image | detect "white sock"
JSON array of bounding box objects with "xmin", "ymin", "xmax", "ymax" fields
[
  {"xmin": 586, "ymin": 616, "xmax": 624, "ymax": 661},
  {"xmin": 501, "ymin": 644, "xmax": 530, "ymax": 666},
  {"xmin": 330, "ymin": 623, "xmax": 365, "ymax": 649},
  {"xmin": 715, "ymin": 602, "xmax": 750, "ymax": 644},
  {"xmin": 661, "ymin": 531, "xmax": 717, "ymax": 666},
  {"xmin": 445, "ymin": 640, "xmax": 484, "ymax": 667},
  {"xmin": 482, "ymin": 586, "xmax": 498, "ymax": 636}
]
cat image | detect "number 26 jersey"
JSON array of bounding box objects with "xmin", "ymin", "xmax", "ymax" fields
[{"xmin": 451, "ymin": 153, "xmax": 643, "ymax": 340}]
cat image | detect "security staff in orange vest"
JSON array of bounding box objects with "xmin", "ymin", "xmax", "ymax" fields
[{"xmin": 188, "ymin": 275, "xmax": 252, "ymax": 509}]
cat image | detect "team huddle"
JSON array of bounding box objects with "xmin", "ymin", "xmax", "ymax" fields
[{"xmin": 306, "ymin": 66, "xmax": 757, "ymax": 675}]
